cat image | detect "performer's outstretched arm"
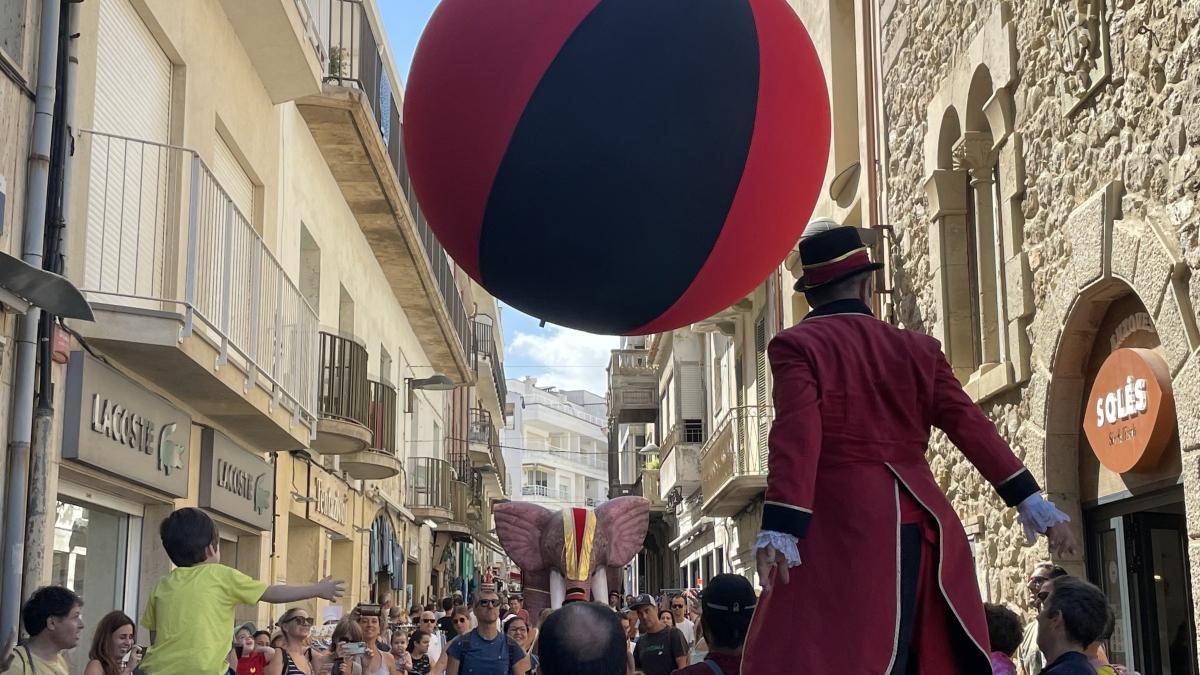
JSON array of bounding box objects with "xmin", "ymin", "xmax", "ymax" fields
[
  {"xmin": 755, "ymin": 335, "xmax": 822, "ymax": 589},
  {"xmin": 928, "ymin": 345, "xmax": 1078, "ymax": 556}
]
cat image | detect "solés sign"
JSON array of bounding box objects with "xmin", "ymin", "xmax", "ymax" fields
[{"xmin": 1084, "ymin": 348, "xmax": 1176, "ymax": 473}]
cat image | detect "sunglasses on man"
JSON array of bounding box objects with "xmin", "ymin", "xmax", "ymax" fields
[{"xmin": 476, "ymin": 599, "xmax": 500, "ymax": 608}]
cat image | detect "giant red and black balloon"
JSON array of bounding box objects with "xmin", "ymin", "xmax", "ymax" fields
[{"xmin": 403, "ymin": 0, "xmax": 831, "ymax": 335}]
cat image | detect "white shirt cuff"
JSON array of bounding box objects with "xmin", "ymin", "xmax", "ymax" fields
[
  {"xmin": 754, "ymin": 531, "xmax": 801, "ymax": 567},
  {"xmin": 1016, "ymin": 493, "xmax": 1070, "ymax": 544}
]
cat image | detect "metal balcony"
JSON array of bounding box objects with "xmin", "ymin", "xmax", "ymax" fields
[
  {"xmin": 297, "ymin": 0, "xmax": 472, "ymax": 382},
  {"xmin": 468, "ymin": 407, "xmax": 495, "ymax": 464},
  {"xmin": 72, "ymin": 131, "xmax": 318, "ymax": 449},
  {"xmin": 659, "ymin": 420, "xmax": 705, "ymax": 502},
  {"xmin": 700, "ymin": 406, "xmax": 773, "ymax": 517},
  {"xmin": 407, "ymin": 457, "xmax": 454, "ymax": 522},
  {"xmin": 312, "ymin": 330, "xmax": 373, "ymax": 454},
  {"xmin": 608, "ymin": 349, "xmax": 658, "ymax": 424},
  {"xmin": 471, "ymin": 318, "xmax": 507, "ymax": 418},
  {"xmin": 342, "ymin": 379, "xmax": 401, "ymax": 479},
  {"xmin": 443, "ymin": 479, "xmax": 473, "ymax": 537},
  {"xmin": 636, "ymin": 468, "xmax": 667, "ymax": 513}
]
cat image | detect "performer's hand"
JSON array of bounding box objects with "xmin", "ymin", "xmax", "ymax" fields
[
  {"xmin": 756, "ymin": 544, "xmax": 790, "ymax": 592},
  {"xmin": 1046, "ymin": 521, "xmax": 1078, "ymax": 557}
]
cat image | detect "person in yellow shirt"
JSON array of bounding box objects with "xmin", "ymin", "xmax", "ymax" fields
[
  {"xmin": 0, "ymin": 586, "xmax": 83, "ymax": 675},
  {"xmin": 139, "ymin": 508, "xmax": 345, "ymax": 675}
]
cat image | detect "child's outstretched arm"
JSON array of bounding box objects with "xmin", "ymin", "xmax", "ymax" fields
[{"xmin": 260, "ymin": 576, "xmax": 345, "ymax": 603}]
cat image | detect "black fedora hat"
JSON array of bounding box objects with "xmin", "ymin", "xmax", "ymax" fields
[{"xmin": 793, "ymin": 225, "xmax": 882, "ymax": 292}]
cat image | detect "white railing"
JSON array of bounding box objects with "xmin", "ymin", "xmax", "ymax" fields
[
  {"xmin": 522, "ymin": 389, "xmax": 607, "ymax": 426},
  {"xmin": 296, "ymin": 0, "xmax": 329, "ymax": 64},
  {"xmin": 524, "ymin": 439, "xmax": 607, "ymax": 471},
  {"xmin": 79, "ymin": 130, "xmax": 319, "ymax": 423},
  {"xmin": 522, "ymin": 484, "xmax": 571, "ymax": 500}
]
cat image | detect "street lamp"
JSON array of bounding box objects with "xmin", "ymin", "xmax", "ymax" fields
[
  {"xmin": 411, "ymin": 374, "xmax": 457, "ymax": 391},
  {"xmin": 638, "ymin": 443, "xmax": 660, "ymax": 457},
  {"xmin": 405, "ymin": 373, "xmax": 459, "ymax": 412}
]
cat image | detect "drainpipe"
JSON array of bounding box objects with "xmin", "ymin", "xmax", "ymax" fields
[
  {"xmin": 24, "ymin": 0, "xmax": 79, "ymax": 596},
  {"xmin": 0, "ymin": 0, "xmax": 64, "ymax": 640}
]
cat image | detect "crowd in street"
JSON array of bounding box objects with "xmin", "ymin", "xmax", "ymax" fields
[{"xmin": 0, "ymin": 507, "xmax": 1140, "ymax": 675}]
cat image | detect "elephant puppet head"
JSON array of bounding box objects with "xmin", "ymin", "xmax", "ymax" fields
[{"xmin": 494, "ymin": 496, "xmax": 649, "ymax": 610}]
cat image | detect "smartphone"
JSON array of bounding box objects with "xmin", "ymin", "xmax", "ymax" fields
[{"xmin": 344, "ymin": 641, "xmax": 367, "ymax": 656}]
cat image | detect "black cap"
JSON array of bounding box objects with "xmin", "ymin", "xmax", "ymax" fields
[
  {"xmin": 701, "ymin": 574, "xmax": 757, "ymax": 615},
  {"xmin": 629, "ymin": 594, "xmax": 656, "ymax": 610}
]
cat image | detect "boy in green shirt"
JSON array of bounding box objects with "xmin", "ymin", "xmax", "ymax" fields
[{"xmin": 139, "ymin": 508, "xmax": 344, "ymax": 675}]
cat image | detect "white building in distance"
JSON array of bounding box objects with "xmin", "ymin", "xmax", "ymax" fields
[{"xmin": 503, "ymin": 378, "xmax": 609, "ymax": 512}]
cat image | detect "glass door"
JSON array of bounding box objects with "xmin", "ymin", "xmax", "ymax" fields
[
  {"xmin": 1088, "ymin": 510, "xmax": 1198, "ymax": 675},
  {"xmin": 1128, "ymin": 513, "xmax": 1196, "ymax": 675}
]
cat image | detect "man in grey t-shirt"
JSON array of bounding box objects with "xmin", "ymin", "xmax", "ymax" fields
[{"xmin": 631, "ymin": 595, "xmax": 687, "ymax": 675}]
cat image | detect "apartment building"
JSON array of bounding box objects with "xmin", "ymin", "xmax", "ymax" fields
[
  {"xmin": 0, "ymin": 0, "xmax": 510, "ymax": 666},
  {"xmin": 503, "ymin": 378, "xmax": 609, "ymax": 514}
]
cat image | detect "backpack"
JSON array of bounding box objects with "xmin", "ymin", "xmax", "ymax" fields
[{"xmin": 458, "ymin": 629, "xmax": 524, "ymax": 673}]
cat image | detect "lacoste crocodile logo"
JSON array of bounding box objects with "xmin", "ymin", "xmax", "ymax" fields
[{"xmin": 157, "ymin": 423, "xmax": 185, "ymax": 475}]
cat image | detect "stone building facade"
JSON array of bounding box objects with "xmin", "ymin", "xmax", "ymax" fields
[{"xmin": 878, "ymin": 0, "xmax": 1200, "ymax": 670}]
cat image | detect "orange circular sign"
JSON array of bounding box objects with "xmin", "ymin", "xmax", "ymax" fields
[{"xmin": 1084, "ymin": 348, "xmax": 1176, "ymax": 473}]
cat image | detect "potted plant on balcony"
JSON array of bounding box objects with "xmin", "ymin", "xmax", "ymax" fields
[{"xmin": 328, "ymin": 46, "xmax": 348, "ymax": 79}]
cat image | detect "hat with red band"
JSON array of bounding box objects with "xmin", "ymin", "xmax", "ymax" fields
[{"xmin": 793, "ymin": 225, "xmax": 883, "ymax": 292}]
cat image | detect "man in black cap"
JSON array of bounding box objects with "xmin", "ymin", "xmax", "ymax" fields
[
  {"xmin": 669, "ymin": 575, "xmax": 756, "ymax": 675},
  {"xmin": 743, "ymin": 224, "xmax": 1078, "ymax": 673},
  {"xmin": 630, "ymin": 594, "xmax": 688, "ymax": 675}
]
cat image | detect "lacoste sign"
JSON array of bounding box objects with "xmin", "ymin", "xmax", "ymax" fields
[
  {"xmin": 63, "ymin": 352, "xmax": 192, "ymax": 497},
  {"xmin": 199, "ymin": 429, "xmax": 274, "ymax": 531}
]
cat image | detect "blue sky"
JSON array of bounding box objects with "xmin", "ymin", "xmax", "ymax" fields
[{"xmin": 381, "ymin": 2, "xmax": 620, "ymax": 395}]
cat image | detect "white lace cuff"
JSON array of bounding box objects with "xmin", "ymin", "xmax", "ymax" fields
[
  {"xmin": 754, "ymin": 531, "xmax": 801, "ymax": 567},
  {"xmin": 1017, "ymin": 493, "xmax": 1070, "ymax": 544}
]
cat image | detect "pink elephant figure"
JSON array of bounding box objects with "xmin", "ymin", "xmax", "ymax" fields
[{"xmin": 494, "ymin": 496, "xmax": 649, "ymax": 618}]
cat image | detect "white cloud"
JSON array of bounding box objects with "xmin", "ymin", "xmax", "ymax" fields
[{"xmin": 507, "ymin": 326, "xmax": 620, "ymax": 395}]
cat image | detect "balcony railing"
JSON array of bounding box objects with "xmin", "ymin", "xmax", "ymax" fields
[
  {"xmin": 469, "ymin": 408, "xmax": 495, "ymax": 446},
  {"xmin": 472, "ymin": 318, "xmax": 508, "ymax": 406},
  {"xmin": 318, "ymin": 0, "xmax": 472, "ymax": 360},
  {"xmin": 408, "ymin": 457, "xmax": 453, "ymax": 514},
  {"xmin": 523, "ymin": 440, "xmax": 606, "ymax": 471},
  {"xmin": 700, "ymin": 406, "xmax": 773, "ymax": 516},
  {"xmin": 522, "ymin": 484, "xmax": 571, "ymax": 500},
  {"xmin": 318, "ymin": 331, "xmax": 370, "ymax": 427},
  {"xmin": 78, "ymin": 130, "xmax": 319, "ymax": 421},
  {"xmin": 522, "ymin": 390, "xmax": 607, "ymax": 427},
  {"xmin": 608, "ymin": 349, "xmax": 658, "ymax": 424},
  {"xmin": 451, "ymin": 479, "xmax": 472, "ymax": 525},
  {"xmin": 367, "ymin": 380, "xmax": 397, "ymax": 455}
]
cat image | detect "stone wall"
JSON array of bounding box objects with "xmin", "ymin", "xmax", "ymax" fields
[{"xmin": 880, "ymin": 0, "xmax": 1200, "ymax": 618}]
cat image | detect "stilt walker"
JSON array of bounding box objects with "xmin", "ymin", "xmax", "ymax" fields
[{"xmin": 743, "ymin": 225, "xmax": 1079, "ymax": 674}]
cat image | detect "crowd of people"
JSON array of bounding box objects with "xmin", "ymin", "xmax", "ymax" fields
[{"xmin": 0, "ymin": 507, "xmax": 1143, "ymax": 675}]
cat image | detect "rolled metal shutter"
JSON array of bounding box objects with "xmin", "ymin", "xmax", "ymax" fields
[
  {"xmin": 211, "ymin": 134, "xmax": 255, "ymax": 227},
  {"xmin": 85, "ymin": 0, "xmax": 172, "ymax": 297}
]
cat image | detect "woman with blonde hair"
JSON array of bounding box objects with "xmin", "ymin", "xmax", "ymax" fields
[
  {"xmin": 266, "ymin": 607, "xmax": 318, "ymax": 675},
  {"xmin": 84, "ymin": 611, "xmax": 141, "ymax": 675}
]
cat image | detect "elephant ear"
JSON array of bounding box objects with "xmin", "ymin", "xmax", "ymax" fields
[
  {"xmin": 595, "ymin": 496, "xmax": 650, "ymax": 566},
  {"xmin": 495, "ymin": 501, "xmax": 556, "ymax": 571}
]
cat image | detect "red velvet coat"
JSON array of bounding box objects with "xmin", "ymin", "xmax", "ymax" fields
[{"xmin": 740, "ymin": 300, "xmax": 1039, "ymax": 674}]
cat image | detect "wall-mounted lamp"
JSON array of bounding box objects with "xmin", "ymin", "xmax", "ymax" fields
[
  {"xmin": 405, "ymin": 374, "xmax": 460, "ymax": 412},
  {"xmin": 638, "ymin": 443, "xmax": 660, "ymax": 457},
  {"xmin": 291, "ymin": 490, "xmax": 316, "ymax": 504}
]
